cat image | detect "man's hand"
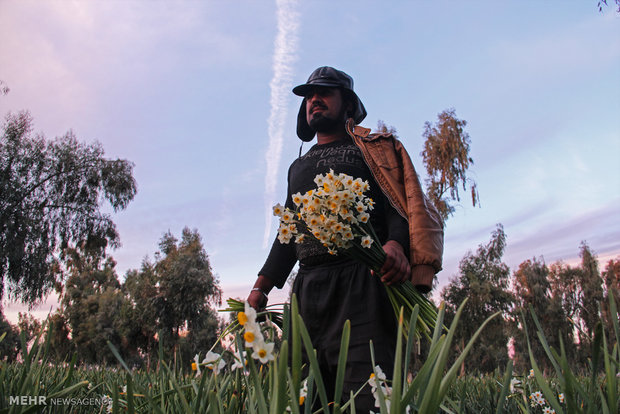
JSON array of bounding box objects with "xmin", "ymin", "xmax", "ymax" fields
[
  {"xmin": 246, "ymin": 275, "xmax": 274, "ymax": 311},
  {"xmin": 376, "ymin": 240, "xmax": 411, "ymax": 285},
  {"xmin": 247, "ymin": 289, "xmax": 268, "ymax": 311}
]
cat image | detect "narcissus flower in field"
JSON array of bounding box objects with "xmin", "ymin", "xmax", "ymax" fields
[
  {"xmin": 243, "ymin": 324, "xmax": 263, "ymax": 348},
  {"xmin": 239, "ymin": 302, "xmax": 257, "ymax": 326},
  {"xmin": 231, "ymin": 350, "xmax": 247, "ymax": 371},
  {"xmin": 299, "ymin": 379, "xmax": 308, "ymax": 405},
  {"xmin": 193, "ymin": 354, "xmax": 201, "ymax": 375},
  {"xmin": 237, "ymin": 311, "xmax": 248, "ymax": 325},
  {"xmin": 529, "ymin": 391, "xmax": 545, "ymax": 406},
  {"xmin": 558, "ymin": 393, "xmax": 565, "ymax": 403},
  {"xmin": 543, "ymin": 407, "xmax": 555, "ymax": 414},
  {"xmin": 204, "ymin": 351, "xmax": 226, "ymax": 375},
  {"xmin": 528, "ymin": 369, "xmax": 535, "ymax": 379},
  {"xmin": 368, "ymin": 366, "xmax": 386, "ymax": 391},
  {"xmin": 252, "ymin": 341, "xmax": 275, "ymax": 364}
]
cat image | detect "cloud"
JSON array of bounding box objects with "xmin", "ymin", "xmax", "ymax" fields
[
  {"xmin": 506, "ymin": 201, "xmax": 620, "ymax": 263},
  {"xmin": 263, "ymin": 0, "xmax": 300, "ymax": 247}
]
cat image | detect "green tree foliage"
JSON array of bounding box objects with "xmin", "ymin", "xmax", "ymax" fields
[
  {"xmin": 441, "ymin": 224, "xmax": 514, "ymax": 373},
  {"xmin": 60, "ymin": 247, "xmax": 128, "ymax": 365},
  {"xmin": 421, "ymin": 108, "xmax": 479, "ymax": 223},
  {"xmin": 17, "ymin": 312, "xmax": 41, "ymax": 345},
  {"xmin": 577, "ymin": 242, "xmax": 604, "ymax": 344},
  {"xmin": 375, "ymin": 120, "xmax": 398, "ymax": 136},
  {"xmin": 0, "ymin": 307, "xmax": 20, "ymax": 361},
  {"xmin": 0, "ymin": 111, "xmax": 137, "ymax": 305},
  {"xmin": 46, "ymin": 311, "xmax": 74, "ymax": 362},
  {"xmin": 511, "ymin": 257, "xmax": 575, "ymax": 372},
  {"xmin": 120, "ymin": 263, "xmax": 160, "ymax": 369},
  {"xmin": 602, "ymin": 258, "xmax": 620, "ymax": 348},
  {"xmin": 152, "ymin": 228, "xmax": 222, "ymax": 356}
]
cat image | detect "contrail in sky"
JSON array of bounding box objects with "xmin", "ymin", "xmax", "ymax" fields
[{"xmin": 263, "ymin": 0, "xmax": 300, "ymax": 248}]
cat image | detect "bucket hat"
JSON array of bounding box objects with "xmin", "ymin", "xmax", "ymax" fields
[{"xmin": 293, "ymin": 66, "xmax": 367, "ymax": 141}]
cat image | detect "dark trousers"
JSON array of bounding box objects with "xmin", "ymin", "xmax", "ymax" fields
[{"xmin": 292, "ymin": 259, "xmax": 397, "ymax": 411}]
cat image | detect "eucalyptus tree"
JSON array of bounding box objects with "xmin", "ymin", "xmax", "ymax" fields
[
  {"xmin": 151, "ymin": 228, "xmax": 222, "ymax": 357},
  {"xmin": 441, "ymin": 224, "xmax": 514, "ymax": 373},
  {"xmin": 421, "ymin": 108, "xmax": 480, "ymax": 224},
  {"xmin": 0, "ymin": 111, "xmax": 136, "ymax": 305},
  {"xmin": 60, "ymin": 247, "xmax": 127, "ymax": 365}
]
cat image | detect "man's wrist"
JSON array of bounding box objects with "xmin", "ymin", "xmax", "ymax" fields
[{"xmin": 251, "ymin": 287, "xmax": 269, "ymax": 299}]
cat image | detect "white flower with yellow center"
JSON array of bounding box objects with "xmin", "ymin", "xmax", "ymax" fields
[
  {"xmin": 299, "ymin": 380, "xmax": 308, "ymax": 405},
  {"xmin": 542, "ymin": 407, "xmax": 555, "ymax": 414},
  {"xmin": 204, "ymin": 351, "xmax": 226, "ymax": 375},
  {"xmin": 314, "ymin": 174, "xmax": 325, "ymax": 186},
  {"xmin": 558, "ymin": 393, "xmax": 564, "ymax": 403},
  {"xmin": 272, "ymin": 203, "xmax": 284, "ymax": 217},
  {"xmin": 243, "ymin": 322, "xmax": 263, "ymax": 348},
  {"xmin": 529, "ymin": 391, "xmax": 545, "ymax": 406},
  {"xmin": 292, "ymin": 192, "xmax": 303, "ymax": 206},
  {"xmin": 193, "ymin": 354, "xmax": 202, "ymax": 376},
  {"xmin": 277, "ymin": 223, "xmax": 295, "ymax": 244},
  {"xmin": 340, "ymin": 208, "xmax": 355, "ymax": 222},
  {"xmin": 361, "ymin": 235, "xmax": 374, "ymax": 248},
  {"xmin": 308, "ymin": 215, "xmax": 320, "ymax": 227},
  {"xmin": 369, "ymin": 365, "xmax": 387, "ymax": 391},
  {"xmin": 358, "ymin": 212, "xmax": 370, "ymax": 223},
  {"xmin": 341, "ymin": 190, "xmax": 354, "ymax": 202},
  {"xmin": 369, "ymin": 365, "xmax": 391, "ymax": 410},
  {"xmin": 281, "ymin": 211, "xmax": 294, "ymax": 222},
  {"xmin": 342, "ymin": 228, "xmax": 354, "ymax": 241},
  {"xmin": 243, "ymin": 302, "xmax": 257, "ymax": 325},
  {"xmin": 252, "ymin": 341, "xmax": 275, "ymax": 364}
]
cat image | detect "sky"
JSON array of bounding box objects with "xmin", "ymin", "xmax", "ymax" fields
[{"xmin": 1, "ymin": 0, "xmax": 619, "ymax": 322}]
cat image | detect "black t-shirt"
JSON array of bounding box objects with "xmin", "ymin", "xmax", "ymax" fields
[{"xmin": 259, "ymin": 137, "xmax": 409, "ymax": 288}]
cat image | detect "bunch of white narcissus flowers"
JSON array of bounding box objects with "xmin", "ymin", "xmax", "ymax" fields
[
  {"xmin": 236, "ymin": 301, "xmax": 276, "ymax": 364},
  {"xmin": 273, "ymin": 169, "xmax": 376, "ymax": 255}
]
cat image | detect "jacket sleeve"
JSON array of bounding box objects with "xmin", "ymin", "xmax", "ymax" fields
[{"xmin": 394, "ymin": 138, "xmax": 444, "ymax": 291}]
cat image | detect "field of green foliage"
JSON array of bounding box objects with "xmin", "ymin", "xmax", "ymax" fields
[{"xmin": 1, "ymin": 295, "xmax": 618, "ymax": 414}]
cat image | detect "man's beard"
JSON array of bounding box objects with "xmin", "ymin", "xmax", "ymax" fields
[{"xmin": 308, "ymin": 109, "xmax": 347, "ymax": 133}]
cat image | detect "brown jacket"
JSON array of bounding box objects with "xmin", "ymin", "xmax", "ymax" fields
[{"xmin": 346, "ymin": 119, "xmax": 444, "ymax": 292}]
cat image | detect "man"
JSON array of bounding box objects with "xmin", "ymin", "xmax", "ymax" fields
[{"xmin": 247, "ymin": 66, "xmax": 443, "ymax": 410}]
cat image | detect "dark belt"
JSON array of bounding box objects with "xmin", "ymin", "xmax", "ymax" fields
[{"xmin": 299, "ymin": 253, "xmax": 349, "ymax": 267}]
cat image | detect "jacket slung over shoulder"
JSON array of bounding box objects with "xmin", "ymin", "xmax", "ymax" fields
[{"xmin": 346, "ymin": 119, "xmax": 444, "ymax": 292}]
